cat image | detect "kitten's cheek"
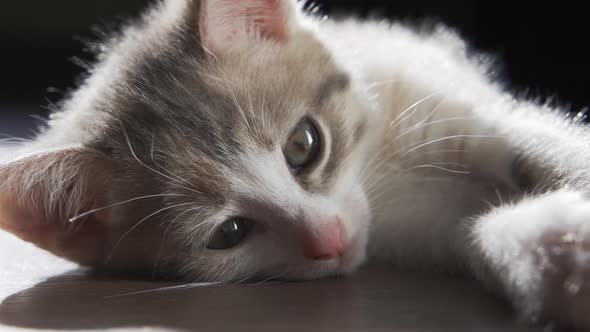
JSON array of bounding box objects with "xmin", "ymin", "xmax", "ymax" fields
[
  {"xmin": 337, "ymin": 189, "xmax": 371, "ymax": 273},
  {"xmin": 343, "ymin": 191, "xmax": 372, "ymax": 242}
]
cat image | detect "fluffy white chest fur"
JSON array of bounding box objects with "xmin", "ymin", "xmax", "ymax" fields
[{"xmin": 1, "ymin": 0, "xmax": 590, "ymax": 329}]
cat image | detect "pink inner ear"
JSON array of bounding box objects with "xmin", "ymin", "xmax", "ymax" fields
[
  {"xmin": 244, "ymin": 0, "xmax": 288, "ymax": 40},
  {"xmin": 201, "ymin": 0, "xmax": 291, "ymax": 53},
  {"xmin": 0, "ymin": 192, "xmax": 108, "ymax": 265},
  {"xmin": 0, "ymin": 149, "xmax": 111, "ymax": 265},
  {"xmin": 0, "ymin": 195, "xmax": 41, "ymax": 243}
]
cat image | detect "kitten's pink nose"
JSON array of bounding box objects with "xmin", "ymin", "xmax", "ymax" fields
[{"xmin": 303, "ymin": 220, "xmax": 346, "ymax": 260}]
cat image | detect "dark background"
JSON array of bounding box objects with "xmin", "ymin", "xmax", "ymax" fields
[{"xmin": 1, "ymin": 1, "xmax": 589, "ymax": 136}]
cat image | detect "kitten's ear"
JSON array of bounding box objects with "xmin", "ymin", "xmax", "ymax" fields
[
  {"xmin": 198, "ymin": 0, "xmax": 299, "ymax": 53},
  {"xmin": 0, "ymin": 147, "xmax": 113, "ymax": 265}
]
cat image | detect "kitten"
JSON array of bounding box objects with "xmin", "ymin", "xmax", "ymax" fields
[{"xmin": 1, "ymin": 0, "xmax": 590, "ymax": 328}]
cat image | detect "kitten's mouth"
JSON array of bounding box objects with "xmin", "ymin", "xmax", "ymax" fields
[{"xmin": 309, "ymin": 231, "xmax": 368, "ymax": 279}]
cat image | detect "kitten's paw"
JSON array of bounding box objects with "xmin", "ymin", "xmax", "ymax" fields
[
  {"xmin": 479, "ymin": 190, "xmax": 590, "ymax": 329},
  {"xmin": 522, "ymin": 191, "xmax": 590, "ymax": 329},
  {"xmin": 536, "ymin": 221, "xmax": 590, "ymax": 329}
]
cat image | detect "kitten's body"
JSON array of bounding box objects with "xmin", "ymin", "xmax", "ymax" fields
[{"xmin": 2, "ymin": 0, "xmax": 590, "ymax": 328}]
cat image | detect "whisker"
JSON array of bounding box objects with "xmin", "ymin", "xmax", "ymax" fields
[
  {"xmin": 154, "ymin": 158, "xmax": 197, "ymax": 188},
  {"xmin": 30, "ymin": 114, "xmax": 50, "ymax": 125},
  {"xmin": 404, "ymin": 164, "xmax": 470, "ymax": 174},
  {"xmin": 412, "ymin": 95, "xmax": 449, "ymax": 127},
  {"xmin": 106, "ymin": 202, "xmax": 196, "ymax": 262},
  {"xmin": 360, "ymin": 122, "xmax": 472, "ymax": 185},
  {"xmin": 147, "ymin": 134, "xmax": 204, "ymax": 189},
  {"xmin": 105, "ymin": 281, "xmax": 224, "ymax": 298},
  {"xmin": 0, "ymin": 138, "xmax": 29, "ymax": 145},
  {"xmin": 228, "ymin": 271, "xmax": 263, "ymax": 287},
  {"xmin": 401, "ymin": 148, "xmax": 464, "ymax": 162},
  {"xmin": 389, "ymin": 91, "xmax": 444, "ymax": 129},
  {"xmin": 228, "ymin": 89, "xmax": 253, "ymax": 133},
  {"xmin": 253, "ymin": 271, "xmax": 288, "ymax": 285},
  {"xmin": 152, "ymin": 206, "xmax": 206, "ymax": 278},
  {"xmin": 400, "ymin": 134, "xmax": 503, "ymax": 157},
  {"xmin": 365, "ymin": 77, "xmax": 433, "ymax": 93},
  {"xmin": 391, "ymin": 116, "xmax": 476, "ymax": 144},
  {"xmin": 68, "ymin": 193, "xmax": 188, "ymax": 223},
  {"xmin": 494, "ymin": 187, "xmax": 505, "ymax": 206},
  {"xmin": 0, "ymin": 133, "xmax": 29, "ymax": 140},
  {"xmin": 150, "ymin": 133, "xmax": 156, "ymax": 161},
  {"xmin": 120, "ymin": 123, "xmax": 203, "ymax": 196}
]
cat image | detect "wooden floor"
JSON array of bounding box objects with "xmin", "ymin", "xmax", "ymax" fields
[{"xmin": 0, "ymin": 230, "xmax": 542, "ymax": 332}]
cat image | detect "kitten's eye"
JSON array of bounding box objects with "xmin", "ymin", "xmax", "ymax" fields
[
  {"xmin": 284, "ymin": 119, "xmax": 320, "ymax": 172},
  {"xmin": 206, "ymin": 218, "xmax": 254, "ymax": 250}
]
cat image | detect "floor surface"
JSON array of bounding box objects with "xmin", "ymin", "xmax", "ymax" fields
[{"xmin": 0, "ymin": 230, "xmax": 543, "ymax": 332}]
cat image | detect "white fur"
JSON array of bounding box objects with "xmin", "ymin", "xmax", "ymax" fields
[
  {"xmin": 474, "ymin": 190, "xmax": 590, "ymax": 325},
  {"xmin": 306, "ymin": 12, "xmax": 590, "ymax": 327},
  {"xmin": 225, "ymin": 144, "xmax": 369, "ymax": 279},
  {"xmin": 2, "ymin": 0, "xmax": 590, "ymax": 328}
]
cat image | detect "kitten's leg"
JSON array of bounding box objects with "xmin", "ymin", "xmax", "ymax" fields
[{"xmin": 468, "ymin": 189, "xmax": 590, "ymax": 328}]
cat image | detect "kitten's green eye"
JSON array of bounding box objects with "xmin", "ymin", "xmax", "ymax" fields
[
  {"xmin": 284, "ymin": 119, "xmax": 320, "ymax": 172},
  {"xmin": 206, "ymin": 218, "xmax": 253, "ymax": 250}
]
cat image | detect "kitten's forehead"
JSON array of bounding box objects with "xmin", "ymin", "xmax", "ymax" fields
[
  {"xmin": 95, "ymin": 23, "xmax": 359, "ymax": 210},
  {"xmin": 200, "ymin": 38, "xmax": 351, "ymax": 145}
]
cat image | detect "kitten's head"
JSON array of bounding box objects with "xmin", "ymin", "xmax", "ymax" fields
[{"xmin": 0, "ymin": 0, "xmax": 376, "ymax": 281}]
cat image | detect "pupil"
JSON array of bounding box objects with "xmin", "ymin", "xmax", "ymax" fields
[
  {"xmin": 206, "ymin": 218, "xmax": 252, "ymax": 250},
  {"xmin": 223, "ymin": 220, "xmax": 241, "ymax": 241},
  {"xmin": 295, "ymin": 141, "xmax": 309, "ymax": 152}
]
